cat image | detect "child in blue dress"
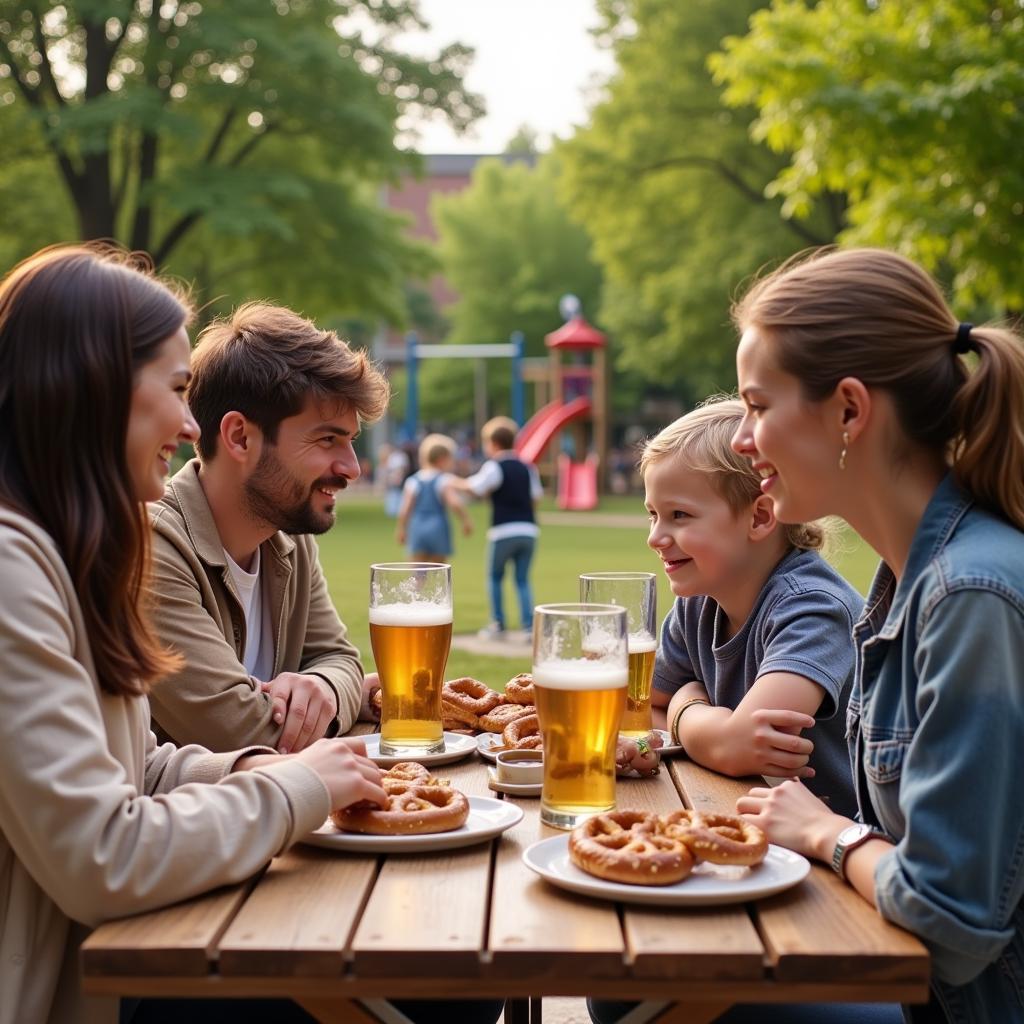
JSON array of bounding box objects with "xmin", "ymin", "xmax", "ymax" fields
[{"xmin": 396, "ymin": 434, "xmax": 472, "ymax": 562}]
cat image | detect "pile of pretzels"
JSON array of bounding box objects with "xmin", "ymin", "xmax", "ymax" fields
[
  {"xmin": 569, "ymin": 809, "xmax": 768, "ymax": 886},
  {"xmin": 331, "ymin": 762, "xmax": 469, "ymax": 836},
  {"xmin": 441, "ymin": 674, "xmax": 540, "ymax": 752}
]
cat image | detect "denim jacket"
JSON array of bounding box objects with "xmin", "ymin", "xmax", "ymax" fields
[{"xmin": 846, "ymin": 475, "xmax": 1024, "ymax": 1023}]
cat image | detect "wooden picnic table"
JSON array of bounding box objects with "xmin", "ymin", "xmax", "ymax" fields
[{"xmin": 82, "ymin": 731, "xmax": 929, "ymax": 1024}]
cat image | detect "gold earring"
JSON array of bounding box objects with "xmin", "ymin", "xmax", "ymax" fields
[{"xmin": 839, "ymin": 430, "xmax": 850, "ymax": 471}]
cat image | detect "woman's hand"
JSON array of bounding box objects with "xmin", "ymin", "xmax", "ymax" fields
[
  {"xmin": 292, "ymin": 736, "xmax": 387, "ymax": 811},
  {"xmin": 736, "ymin": 778, "xmax": 851, "ymax": 861}
]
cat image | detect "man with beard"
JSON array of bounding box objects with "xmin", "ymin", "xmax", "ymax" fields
[{"xmin": 147, "ymin": 303, "xmax": 389, "ymax": 753}]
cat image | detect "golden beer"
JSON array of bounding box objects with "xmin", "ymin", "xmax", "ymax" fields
[
  {"xmin": 621, "ymin": 638, "xmax": 657, "ymax": 737},
  {"xmin": 534, "ymin": 661, "xmax": 627, "ymax": 829},
  {"xmin": 370, "ymin": 602, "xmax": 452, "ymax": 755}
]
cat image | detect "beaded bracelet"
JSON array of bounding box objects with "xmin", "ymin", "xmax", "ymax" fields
[{"xmin": 669, "ymin": 697, "xmax": 712, "ymax": 746}]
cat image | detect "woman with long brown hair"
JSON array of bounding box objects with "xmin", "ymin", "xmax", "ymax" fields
[
  {"xmin": 0, "ymin": 244, "xmax": 388, "ymax": 1024},
  {"xmin": 731, "ymin": 247, "xmax": 1024, "ymax": 1023}
]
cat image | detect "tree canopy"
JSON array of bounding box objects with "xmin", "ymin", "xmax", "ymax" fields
[
  {"xmin": 0, "ymin": 0, "xmax": 483, "ymax": 321},
  {"xmin": 710, "ymin": 0, "xmax": 1024, "ymax": 313},
  {"xmin": 420, "ymin": 155, "xmax": 603, "ymax": 424},
  {"xmin": 557, "ymin": 0, "xmax": 844, "ymax": 400}
]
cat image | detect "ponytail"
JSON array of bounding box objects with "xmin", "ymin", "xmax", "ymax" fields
[{"xmin": 952, "ymin": 327, "xmax": 1024, "ymax": 530}]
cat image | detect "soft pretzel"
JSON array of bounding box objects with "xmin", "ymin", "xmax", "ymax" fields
[
  {"xmin": 379, "ymin": 762, "xmax": 431, "ymax": 794},
  {"xmin": 331, "ymin": 768, "xmax": 469, "ymax": 835},
  {"xmin": 441, "ymin": 698, "xmax": 480, "ymax": 730},
  {"xmin": 479, "ymin": 703, "xmax": 535, "ymax": 733},
  {"xmin": 502, "ymin": 713, "xmax": 542, "ymax": 750},
  {"xmin": 442, "ymin": 677, "xmax": 504, "ymax": 719},
  {"xmin": 569, "ymin": 811, "xmax": 694, "ymax": 886},
  {"xmin": 504, "ymin": 672, "xmax": 535, "ymax": 705},
  {"xmin": 661, "ymin": 809, "xmax": 768, "ymax": 867}
]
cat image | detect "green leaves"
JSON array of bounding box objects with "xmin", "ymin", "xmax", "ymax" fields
[
  {"xmin": 557, "ymin": 0, "xmax": 839, "ymax": 399},
  {"xmin": 712, "ymin": 0, "xmax": 1024, "ymax": 311},
  {"xmin": 0, "ymin": 0, "xmax": 481, "ymax": 323}
]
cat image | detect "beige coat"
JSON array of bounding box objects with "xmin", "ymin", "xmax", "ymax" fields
[
  {"xmin": 147, "ymin": 460, "xmax": 364, "ymax": 751},
  {"xmin": 0, "ymin": 508, "xmax": 331, "ymax": 1024}
]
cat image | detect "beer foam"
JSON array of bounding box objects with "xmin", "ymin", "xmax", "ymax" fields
[
  {"xmin": 369, "ymin": 601, "xmax": 452, "ymax": 626},
  {"xmin": 533, "ymin": 659, "xmax": 627, "ymax": 690},
  {"xmin": 628, "ymin": 635, "xmax": 657, "ymax": 654}
]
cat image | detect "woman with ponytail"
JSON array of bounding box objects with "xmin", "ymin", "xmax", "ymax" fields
[{"xmin": 731, "ymin": 247, "xmax": 1024, "ymax": 1023}]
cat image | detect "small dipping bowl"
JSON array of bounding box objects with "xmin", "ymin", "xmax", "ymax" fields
[{"xmin": 495, "ymin": 748, "xmax": 544, "ymax": 785}]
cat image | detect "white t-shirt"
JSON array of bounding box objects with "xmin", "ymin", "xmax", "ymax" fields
[{"xmin": 225, "ymin": 547, "xmax": 276, "ymax": 682}]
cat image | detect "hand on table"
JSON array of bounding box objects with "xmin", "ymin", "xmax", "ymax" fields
[
  {"xmin": 260, "ymin": 672, "xmax": 337, "ymax": 754},
  {"xmin": 736, "ymin": 778, "xmax": 848, "ymax": 861},
  {"xmin": 616, "ymin": 733, "xmax": 661, "ymax": 777},
  {"xmin": 726, "ymin": 708, "xmax": 817, "ymax": 779}
]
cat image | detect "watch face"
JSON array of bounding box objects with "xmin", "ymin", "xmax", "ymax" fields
[{"xmin": 839, "ymin": 823, "xmax": 872, "ymax": 846}]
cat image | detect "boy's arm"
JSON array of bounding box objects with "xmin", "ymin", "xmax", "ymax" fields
[
  {"xmin": 674, "ymin": 672, "xmax": 818, "ymax": 778},
  {"xmin": 442, "ymin": 480, "xmax": 473, "ymax": 535}
]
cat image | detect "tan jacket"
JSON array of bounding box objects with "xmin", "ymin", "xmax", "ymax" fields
[
  {"xmin": 0, "ymin": 507, "xmax": 331, "ymax": 1024},
  {"xmin": 147, "ymin": 460, "xmax": 363, "ymax": 751}
]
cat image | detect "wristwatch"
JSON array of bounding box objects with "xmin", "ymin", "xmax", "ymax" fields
[{"xmin": 831, "ymin": 823, "xmax": 886, "ymax": 880}]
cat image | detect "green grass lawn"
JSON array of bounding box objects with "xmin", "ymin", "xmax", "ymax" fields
[{"xmin": 317, "ymin": 492, "xmax": 880, "ymax": 687}]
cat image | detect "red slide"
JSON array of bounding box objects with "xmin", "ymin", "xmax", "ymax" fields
[
  {"xmin": 515, "ymin": 396, "xmax": 591, "ymax": 465},
  {"xmin": 557, "ymin": 452, "xmax": 598, "ymax": 510}
]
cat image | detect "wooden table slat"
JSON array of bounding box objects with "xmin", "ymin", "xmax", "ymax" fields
[
  {"xmin": 672, "ymin": 759, "xmax": 930, "ymax": 985},
  {"xmin": 217, "ymin": 847, "xmax": 378, "ymax": 976},
  {"xmin": 350, "ymin": 841, "xmax": 493, "ymax": 976},
  {"xmin": 624, "ymin": 906, "xmax": 765, "ymax": 980},
  {"xmin": 81, "ymin": 879, "xmax": 255, "ymax": 977},
  {"xmin": 488, "ymin": 802, "xmax": 626, "ymax": 977}
]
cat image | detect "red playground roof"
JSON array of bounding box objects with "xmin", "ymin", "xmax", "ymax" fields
[{"xmin": 544, "ymin": 315, "xmax": 607, "ymax": 349}]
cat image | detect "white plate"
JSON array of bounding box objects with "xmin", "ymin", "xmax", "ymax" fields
[
  {"xmin": 476, "ymin": 732, "xmax": 507, "ymax": 762},
  {"xmin": 522, "ymin": 835, "xmax": 810, "ymax": 906},
  {"xmin": 481, "ymin": 730, "xmax": 682, "ymax": 763},
  {"xmin": 486, "ymin": 767, "xmax": 542, "ymax": 797},
  {"xmin": 360, "ymin": 731, "xmax": 478, "ymax": 767},
  {"xmin": 303, "ymin": 796, "xmax": 524, "ymax": 854}
]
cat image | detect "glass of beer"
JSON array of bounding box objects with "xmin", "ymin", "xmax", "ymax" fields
[
  {"xmin": 369, "ymin": 562, "xmax": 453, "ymax": 756},
  {"xmin": 533, "ymin": 603, "xmax": 628, "ymax": 830},
  {"xmin": 579, "ymin": 572, "xmax": 657, "ymax": 738}
]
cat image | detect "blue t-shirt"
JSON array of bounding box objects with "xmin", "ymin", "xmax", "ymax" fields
[{"xmin": 654, "ymin": 546, "xmax": 862, "ymax": 817}]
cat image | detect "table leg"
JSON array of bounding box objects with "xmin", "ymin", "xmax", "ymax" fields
[
  {"xmin": 297, "ymin": 998, "xmax": 389, "ymax": 1024},
  {"xmin": 504, "ymin": 997, "xmax": 531, "ymax": 1024},
  {"xmin": 648, "ymin": 1003, "xmax": 731, "ymax": 1024},
  {"xmin": 530, "ymin": 996, "xmax": 543, "ymax": 1023}
]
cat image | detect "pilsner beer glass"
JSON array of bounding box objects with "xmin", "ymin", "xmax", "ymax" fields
[
  {"xmin": 369, "ymin": 562, "xmax": 453, "ymax": 756},
  {"xmin": 579, "ymin": 572, "xmax": 657, "ymax": 738},
  {"xmin": 533, "ymin": 603, "xmax": 628, "ymax": 830}
]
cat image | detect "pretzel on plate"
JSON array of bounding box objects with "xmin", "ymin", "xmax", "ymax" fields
[
  {"xmin": 479, "ymin": 703, "xmax": 535, "ymax": 733},
  {"xmin": 568, "ymin": 811, "xmax": 694, "ymax": 886},
  {"xmin": 660, "ymin": 809, "xmax": 768, "ymax": 867},
  {"xmin": 504, "ymin": 672, "xmax": 535, "ymax": 706},
  {"xmin": 502, "ymin": 713, "xmax": 542, "ymax": 750},
  {"xmin": 331, "ymin": 763, "xmax": 469, "ymax": 835},
  {"xmin": 442, "ymin": 677, "xmax": 504, "ymax": 720}
]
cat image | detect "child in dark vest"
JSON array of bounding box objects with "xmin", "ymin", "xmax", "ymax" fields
[{"xmin": 451, "ymin": 416, "xmax": 542, "ymax": 639}]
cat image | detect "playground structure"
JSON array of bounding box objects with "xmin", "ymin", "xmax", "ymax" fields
[
  {"xmin": 400, "ymin": 314, "xmax": 607, "ymax": 511},
  {"xmin": 515, "ymin": 314, "xmax": 608, "ymax": 511},
  {"xmin": 403, "ymin": 332, "xmax": 526, "ymax": 443}
]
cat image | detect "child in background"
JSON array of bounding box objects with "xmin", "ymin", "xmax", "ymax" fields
[
  {"xmin": 644, "ymin": 398, "xmax": 861, "ymax": 819},
  {"xmin": 450, "ymin": 416, "xmax": 543, "ymax": 640},
  {"xmin": 397, "ymin": 433, "xmax": 472, "ymax": 562}
]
